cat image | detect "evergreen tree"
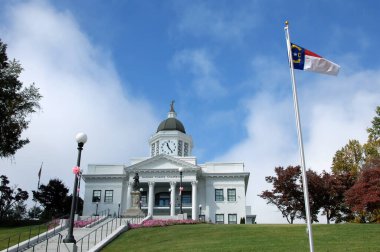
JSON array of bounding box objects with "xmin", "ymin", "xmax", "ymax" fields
[
  {"xmin": 0, "ymin": 175, "xmax": 29, "ymax": 221},
  {"xmin": 32, "ymin": 179, "xmax": 81, "ymax": 219},
  {"xmin": 0, "ymin": 39, "xmax": 42, "ymax": 158},
  {"xmin": 367, "ymin": 106, "xmax": 380, "ymax": 143}
]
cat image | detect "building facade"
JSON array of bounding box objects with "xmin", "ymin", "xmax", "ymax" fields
[{"xmin": 82, "ymin": 104, "xmax": 250, "ymax": 224}]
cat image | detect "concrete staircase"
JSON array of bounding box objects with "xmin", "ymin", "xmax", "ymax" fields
[{"xmin": 3, "ymin": 217, "xmax": 141, "ymax": 252}]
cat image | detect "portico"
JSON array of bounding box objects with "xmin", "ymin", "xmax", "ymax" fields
[
  {"xmin": 123, "ymin": 154, "xmax": 200, "ymax": 219},
  {"xmin": 136, "ymin": 180, "xmax": 197, "ymax": 218}
]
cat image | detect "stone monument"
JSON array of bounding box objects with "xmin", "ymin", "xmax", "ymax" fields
[{"xmin": 122, "ymin": 173, "xmax": 145, "ymax": 217}]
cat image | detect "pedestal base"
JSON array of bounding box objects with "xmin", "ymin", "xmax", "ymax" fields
[
  {"xmin": 122, "ymin": 208, "xmax": 145, "ymax": 217},
  {"xmin": 177, "ymin": 213, "xmax": 187, "ymax": 220},
  {"xmin": 60, "ymin": 242, "xmax": 77, "ymax": 252},
  {"xmin": 123, "ymin": 191, "xmax": 145, "ymax": 217}
]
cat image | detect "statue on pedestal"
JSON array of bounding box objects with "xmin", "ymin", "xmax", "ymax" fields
[
  {"xmin": 122, "ymin": 172, "xmax": 145, "ymax": 217},
  {"xmin": 133, "ymin": 173, "xmax": 139, "ymax": 191}
]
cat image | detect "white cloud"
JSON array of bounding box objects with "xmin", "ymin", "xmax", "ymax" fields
[
  {"xmin": 174, "ymin": 1, "xmax": 259, "ymax": 43},
  {"xmin": 217, "ymin": 91, "xmax": 299, "ymax": 223},
  {"xmin": 218, "ymin": 56, "xmax": 380, "ymax": 223},
  {"xmin": 302, "ymin": 70, "xmax": 380, "ymax": 171},
  {"xmin": 172, "ymin": 49, "xmax": 226, "ymax": 98},
  {"xmin": 0, "ymin": 1, "xmax": 157, "ymax": 197}
]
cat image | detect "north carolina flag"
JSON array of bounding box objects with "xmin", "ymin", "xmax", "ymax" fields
[{"xmin": 291, "ymin": 43, "xmax": 340, "ymax": 76}]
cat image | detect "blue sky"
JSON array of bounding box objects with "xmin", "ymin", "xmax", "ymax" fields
[{"xmin": 1, "ymin": 0, "xmax": 380, "ymax": 223}]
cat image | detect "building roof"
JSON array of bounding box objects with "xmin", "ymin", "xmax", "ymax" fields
[
  {"xmin": 157, "ymin": 117, "xmax": 186, "ymax": 133},
  {"xmin": 156, "ymin": 100, "xmax": 186, "ymax": 133}
]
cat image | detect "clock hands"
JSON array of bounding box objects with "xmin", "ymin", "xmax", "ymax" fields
[{"xmin": 166, "ymin": 142, "xmax": 173, "ymax": 152}]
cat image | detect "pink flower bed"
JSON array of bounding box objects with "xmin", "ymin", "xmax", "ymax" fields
[
  {"xmin": 129, "ymin": 219, "xmax": 198, "ymax": 229},
  {"xmin": 74, "ymin": 217, "xmax": 100, "ymax": 228}
]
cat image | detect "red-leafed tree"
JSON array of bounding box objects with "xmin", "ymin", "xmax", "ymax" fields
[
  {"xmin": 316, "ymin": 171, "xmax": 355, "ymax": 224},
  {"xmin": 259, "ymin": 166, "xmax": 355, "ymax": 224},
  {"xmin": 259, "ymin": 166, "xmax": 308, "ymax": 224},
  {"xmin": 304, "ymin": 170, "xmax": 324, "ymax": 223},
  {"xmin": 345, "ymin": 160, "xmax": 380, "ymax": 223}
]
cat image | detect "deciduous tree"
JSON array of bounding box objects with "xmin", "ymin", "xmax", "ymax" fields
[
  {"xmin": 316, "ymin": 171, "xmax": 355, "ymax": 223},
  {"xmin": 260, "ymin": 166, "xmax": 355, "ymax": 224},
  {"xmin": 332, "ymin": 139, "xmax": 364, "ymax": 177},
  {"xmin": 303, "ymin": 170, "xmax": 323, "ymax": 223},
  {"xmin": 259, "ymin": 166, "xmax": 304, "ymax": 224},
  {"xmin": 0, "ymin": 39, "xmax": 42, "ymax": 158},
  {"xmin": 345, "ymin": 160, "xmax": 380, "ymax": 223}
]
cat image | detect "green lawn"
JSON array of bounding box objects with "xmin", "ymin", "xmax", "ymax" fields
[
  {"xmin": 0, "ymin": 225, "xmax": 47, "ymax": 250},
  {"xmin": 102, "ymin": 223, "xmax": 380, "ymax": 252}
]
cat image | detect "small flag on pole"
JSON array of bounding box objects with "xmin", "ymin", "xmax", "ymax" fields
[
  {"xmin": 38, "ymin": 165, "xmax": 42, "ymax": 179},
  {"xmin": 37, "ymin": 162, "xmax": 43, "ymax": 189},
  {"xmin": 290, "ymin": 43, "xmax": 340, "ymax": 76}
]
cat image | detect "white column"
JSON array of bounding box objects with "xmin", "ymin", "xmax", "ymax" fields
[
  {"xmin": 148, "ymin": 182, "xmax": 155, "ymax": 216},
  {"xmin": 126, "ymin": 182, "xmax": 132, "ymax": 210},
  {"xmin": 170, "ymin": 181, "xmax": 176, "ymax": 216},
  {"xmin": 191, "ymin": 181, "xmax": 198, "ymax": 220}
]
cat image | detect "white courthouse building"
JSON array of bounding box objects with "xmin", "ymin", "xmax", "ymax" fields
[{"xmin": 82, "ymin": 104, "xmax": 251, "ymax": 224}]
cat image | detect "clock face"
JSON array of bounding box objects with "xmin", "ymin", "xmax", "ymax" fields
[{"xmin": 160, "ymin": 140, "xmax": 177, "ymax": 155}]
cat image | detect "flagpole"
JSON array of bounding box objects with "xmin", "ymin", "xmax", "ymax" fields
[{"xmin": 284, "ymin": 21, "xmax": 314, "ymax": 252}]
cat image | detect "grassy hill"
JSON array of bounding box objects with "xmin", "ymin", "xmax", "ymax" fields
[
  {"xmin": 0, "ymin": 225, "xmax": 44, "ymax": 250},
  {"xmin": 102, "ymin": 223, "xmax": 380, "ymax": 252}
]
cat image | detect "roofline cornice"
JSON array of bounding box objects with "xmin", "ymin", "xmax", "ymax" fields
[
  {"xmin": 125, "ymin": 154, "xmax": 200, "ymax": 172},
  {"xmin": 203, "ymin": 172, "xmax": 250, "ymax": 178},
  {"xmin": 82, "ymin": 174, "xmax": 125, "ymax": 181}
]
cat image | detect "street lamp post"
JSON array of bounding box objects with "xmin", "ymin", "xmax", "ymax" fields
[
  {"xmin": 63, "ymin": 132, "xmax": 87, "ymax": 244},
  {"xmin": 75, "ymin": 170, "xmax": 82, "ymax": 215},
  {"xmin": 179, "ymin": 167, "xmax": 183, "ymax": 214},
  {"xmin": 199, "ymin": 204, "xmax": 202, "ymax": 215},
  {"xmin": 95, "ymin": 202, "xmax": 99, "ymax": 216},
  {"xmin": 118, "ymin": 202, "xmax": 121, "ymax": 225}
]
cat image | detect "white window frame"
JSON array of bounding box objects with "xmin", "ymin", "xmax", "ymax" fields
[
  {"xmin": 228, "ymin": 214, "xmax": 237, "ymax": 224},
  {"xmin": 227, "ymin": 188, "xmax": 236, "ymax": 202},
  {"xmin": 104, "ymin": 190, "xmax": 113, "ymax": 203},
  {"xmin": 215, "ymin": 214, "xmax": 224, "ymax": 224},
  {"xmin": 92, "ymin": 190, "xmax": 101, "ymax": 202},
  {"xmin": 215, "ymin": 189, "xmax": 224, "ymax": 201}
]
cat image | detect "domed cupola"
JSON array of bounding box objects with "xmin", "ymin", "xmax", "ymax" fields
[
  {"xmin": 157, "ymin": 101, "xmax": 186, "ymax": 134},
  {"xmin": 149, "ymin": 101, "xmax": 193, "ymax": 157}
]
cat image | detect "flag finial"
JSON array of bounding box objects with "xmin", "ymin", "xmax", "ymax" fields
[{"xmin": 285, "ymin": 20, "xmax": 289, "ymax": 26}]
